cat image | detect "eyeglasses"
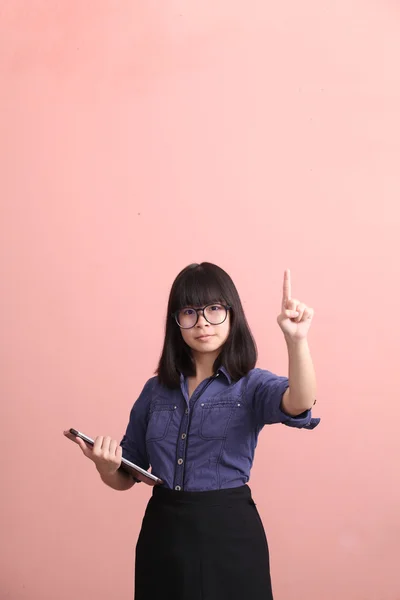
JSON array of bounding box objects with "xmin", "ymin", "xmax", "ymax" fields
[{"xmin": 173, "ymin": 303, "xmax": 231, "ymax": 329}]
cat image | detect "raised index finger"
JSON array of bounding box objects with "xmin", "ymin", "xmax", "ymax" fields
[{"xmin": 282, "ymin": 269, "xmax": 291, "ymax": 308}]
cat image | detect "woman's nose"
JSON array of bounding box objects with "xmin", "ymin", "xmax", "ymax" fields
[{"xmin": 196, "ymin": 311, "xmax": 209, "ymax": 326}]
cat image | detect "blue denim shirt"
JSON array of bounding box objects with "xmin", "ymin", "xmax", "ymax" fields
[{"xmin": 120, "ymin": 367, "xmax": 320, "ymax": 491}]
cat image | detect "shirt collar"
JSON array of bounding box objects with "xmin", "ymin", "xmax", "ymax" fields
[
  {"xmin": 218, "ymin": 365, "xmax": 232, "ymax": 384},
  {"xmin": 180, "ymin": 365, "xmax": 232, "ymax": 385}
]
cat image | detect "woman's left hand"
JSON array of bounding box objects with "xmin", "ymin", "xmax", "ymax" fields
[{"xmin": 277, "ymin": 270, "xmax": 314, "ymax": 340}]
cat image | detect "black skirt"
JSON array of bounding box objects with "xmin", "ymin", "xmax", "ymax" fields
[{"xmin": 135, "ymin": 485, "xmax": 273, "ymax": 600}]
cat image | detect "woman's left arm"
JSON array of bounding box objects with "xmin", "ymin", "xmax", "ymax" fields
[{"xmin": 277, "ymin": 270, "xmax": 317, "ymax": 416}]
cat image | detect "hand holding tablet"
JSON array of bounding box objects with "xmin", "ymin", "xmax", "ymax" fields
[{"xmin": 64, "ymin": 428, "xmax": 163, "ymax": 486}]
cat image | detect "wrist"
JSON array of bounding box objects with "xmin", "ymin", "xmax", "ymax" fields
[
  {"xmin": 284, "ymin": 335, "xmax": 309, "ymax": 350},
  {"xmin": 96, "ymin": 464, "xmax": 119, "ymax": 479}
]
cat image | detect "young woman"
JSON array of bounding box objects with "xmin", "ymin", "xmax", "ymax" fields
[{"xmin": 77, "ymin": 262, "xmax": 319, "ymax": 600}]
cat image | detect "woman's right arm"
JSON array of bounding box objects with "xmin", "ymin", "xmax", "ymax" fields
[{"xmin": 76, "ymin": 435, "xmax": 136, "ymax": 491}]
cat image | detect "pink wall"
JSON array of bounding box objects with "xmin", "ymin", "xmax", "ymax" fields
[{"xmin": 1, "ymin": 2, "xmax": 399, "ymax": 598}]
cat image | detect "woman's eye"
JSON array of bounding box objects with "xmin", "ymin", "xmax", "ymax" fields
[
  {"xmin": 183, "ymin": 309, "xmax": 195, "ymax": 316},
  {"xmin": 209, "ymin": 304, "xmax": 222, "ymax": 311}
]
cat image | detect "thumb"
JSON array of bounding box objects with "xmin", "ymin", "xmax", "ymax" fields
[{"xmin": 76, "ymin": 437, "xmax": 92, "ymax": 458}]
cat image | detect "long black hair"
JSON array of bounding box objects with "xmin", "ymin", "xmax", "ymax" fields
[{"xmin": 156, "ymin": 262, "xmax": 257, "ymax": 388}]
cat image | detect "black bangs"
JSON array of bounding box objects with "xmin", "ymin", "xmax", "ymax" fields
[{"xmin": 171, "ymin": 264, "xmax": 228, "ymax": 312}]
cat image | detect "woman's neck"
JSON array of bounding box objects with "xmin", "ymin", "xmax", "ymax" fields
[{"xmin": 191, "ymin": 351, "xmax": 219, "ymax": 382}]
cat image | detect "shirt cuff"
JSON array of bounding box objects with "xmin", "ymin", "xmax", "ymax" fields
[{"xmin": 280, "ymin": 406, "xmax": 321, "ymax": 430}]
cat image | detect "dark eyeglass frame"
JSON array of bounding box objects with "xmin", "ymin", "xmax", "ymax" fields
[{"xmin": 173, "ymin": 303, "xmax": 231, "ymax": 329}]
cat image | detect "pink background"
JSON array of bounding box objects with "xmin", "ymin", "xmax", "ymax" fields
[{"xmin": 1, "ymin": 2, "xmax": 399, "ymax": 599}]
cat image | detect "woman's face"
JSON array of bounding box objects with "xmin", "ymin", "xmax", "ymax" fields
[{"xmin": 178, "ymin": 304, "xmax": 231, "ymax": 357}]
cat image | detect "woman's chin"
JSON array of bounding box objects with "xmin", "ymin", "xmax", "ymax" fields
[{"xmin": 192, "ymin": 341, "xmax": 223, "ymax": 355}]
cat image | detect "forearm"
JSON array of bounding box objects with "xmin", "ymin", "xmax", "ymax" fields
[
  {"xmin": 99, "ymin": 468, "xmax": 136, "ymax": 491},
  {"xmin": 284, "ymin": 337, "xmax": 317, "ymax": 414}
]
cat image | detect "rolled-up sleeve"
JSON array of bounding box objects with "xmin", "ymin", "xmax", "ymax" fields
[
  {"xmin": 247, "ymin": 368, "xmax": 318, "ymax": 429},
  {"xmin": 120, "ymin": 378, "xmax": 153, "ymax": 472}
]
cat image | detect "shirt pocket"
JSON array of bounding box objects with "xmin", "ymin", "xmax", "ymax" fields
[
  {"xmin": 146, "ymin": 403, "xmax": 176, "ymax": 442},
  {"xmin": 200, "ymin": 399, "xmax": 239, "ymax": 440}
]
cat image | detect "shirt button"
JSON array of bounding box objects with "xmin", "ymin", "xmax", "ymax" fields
[
  {"xmin": 185, "ymin": 408, "xmax": 189, "ymax": 414},
  {"xmin": 181, "ymin": 433, "xmax": 187, "ymax": 440},
  {"xmin": 178, "ymin": 458, "xmax": 184, "ymax": 465},
  {"xmin": 175, "ymin": 485, "xmax": 181, "ymax": 491}
]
